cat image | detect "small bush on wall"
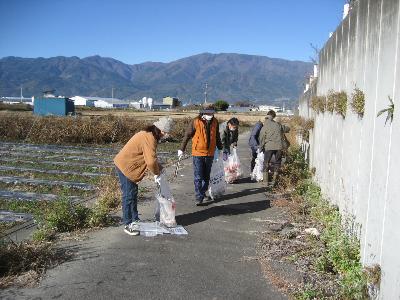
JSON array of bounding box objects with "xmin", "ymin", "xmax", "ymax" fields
[
  {"xmin": 350, "ymin": 87, "xmax": 365, "ymax": 118},
  {"xmin": 334, "ymin": 91, "xmax": 348, "ymax": 118},
  {"xmin": 311, "ymin": 96, "xmax": 326, "ymax": 114},
  {"xmin": 326, "ymin": 90, "xmax": 335, "ymax": 113}
]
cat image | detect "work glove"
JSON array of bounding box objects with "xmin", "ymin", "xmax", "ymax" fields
[
  {"xmin": 154, "ymin": 175, "xmax": 161, "ymax": 185},
  {"xmin": 177, "ymin": 150, "xmax": 183, "ymax": 160},
  {"xmin": 222, "ymin": 151, "xmax": 228, "ymax": 161}
]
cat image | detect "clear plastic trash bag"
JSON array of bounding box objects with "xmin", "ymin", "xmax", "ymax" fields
[
  {"xmin": 251, "ymin": 151, "xmax": 264, "ymax": 182},
  {"xmin": 208, "ymin": 156, "xmax": 226, "ymax": 200},
  {"xmin": 155, "ymin": 173, "xmax": 176, "ymax": 228},
  {"xmin": 223, "ymin": 148, "xmax": 242, "ymax": 183}
]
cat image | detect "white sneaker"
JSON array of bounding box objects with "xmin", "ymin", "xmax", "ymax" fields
[{"xmin": 124, "ymin": 222, "xmax": 140, "ymax": 236}]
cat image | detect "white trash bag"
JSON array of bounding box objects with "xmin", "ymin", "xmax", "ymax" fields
[
  {"xmin": 224, "ymin": 148, "xmax": 242, "ymax": 183},
  {"xmin": 155, "ymin": 174, "xmax": 177, "ymax": 228},
  {"xmin": 251, "ymin": 151, "xmax": 264, "ymax": 182},
  {"xmin": 208, "ymin": 157, "xmax": 226, "ymax": 200}
]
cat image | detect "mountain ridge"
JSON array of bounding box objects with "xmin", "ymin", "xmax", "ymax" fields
[{"xmin": 0, "ymin": 53, "xmax": 312, "ymax": 105}]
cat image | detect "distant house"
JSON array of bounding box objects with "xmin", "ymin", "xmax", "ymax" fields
[{"xmin": 162, "ymin": 96, "xmax": 181, "ymax": 108}]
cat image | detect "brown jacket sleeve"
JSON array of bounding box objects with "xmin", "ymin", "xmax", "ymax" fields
[
  {"xmin": 143, "ymin": 134, "xmax": 160, "ymax": 176},
  {"xmin": 180, "ymin": 120, "xmax": 196, "ymax": 152}
]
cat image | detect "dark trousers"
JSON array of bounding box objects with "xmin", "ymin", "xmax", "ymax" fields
[
  {"xmin": 250, "ymin": 148, "xmax": 258, "ymax": 172},
  {"xmin": 193, "ymin": 156, "xmax": 214, "ymax": 201},
  {"xmin": 116, "ymin": 166, "xmax": 139, "ymax": 225},
  {"xmin": 264, "ymin": 150, "xmax": 283, "ymax": 173}
]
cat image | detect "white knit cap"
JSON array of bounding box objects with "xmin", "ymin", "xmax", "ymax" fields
[{"xmin": 153, "ymin": 117, "xmax": 173, "ymax": 133}]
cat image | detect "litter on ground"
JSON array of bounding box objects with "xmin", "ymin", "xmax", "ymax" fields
[{"xmin": 138, "ymin": 222, "xmax": 188, "ymax": 237}]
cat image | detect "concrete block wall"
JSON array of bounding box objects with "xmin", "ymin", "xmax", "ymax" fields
[{"xmin": 299, "ymin": 0, "xmax": 400, "ymax": 297}]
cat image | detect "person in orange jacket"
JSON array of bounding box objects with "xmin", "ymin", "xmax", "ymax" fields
[
  {"xmin": 178, "ymin": 104, "xmax": 223, "ymax": 205},
  {"xmin": 114, "ymin": 117, "xmax": 173, "ymax": 235}
]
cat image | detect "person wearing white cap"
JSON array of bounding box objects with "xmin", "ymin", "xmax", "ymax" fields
[{"xmin": 114, "ymin": 117, "xmax": 173, "ymax": 236}]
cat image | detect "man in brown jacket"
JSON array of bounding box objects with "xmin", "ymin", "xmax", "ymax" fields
[
  {"xmin": 259, "ymin": 110, "xmax": 290, "ymax": 188},
  {"xmin": 114, "ymin": 117, "xmax": 173, "ymax": 235},
  {"xmin": 178, "ymin": 104, "xmax": 223, "ymax": 205}
]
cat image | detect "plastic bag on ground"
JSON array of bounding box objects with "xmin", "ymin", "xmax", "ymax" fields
[
  {"xmin": 155, "ymin": 173, "xmax": 177, "ymax": 228},
  {"xmin": 251, "ymin": 151, "xmax": 264, "ymax": 182},
  {"xmin": 223, "ymin": 148, "xmax": 242, "ymax": 183},
  {"xmin": 208, "ymin": 157, "xmax": 226, "ymax": 200}
]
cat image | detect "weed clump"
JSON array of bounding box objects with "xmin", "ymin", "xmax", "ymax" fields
[
  {"xmin": 334, "ymin": 91, "xmax": 348, "ymax": 118},
  {"xmin": 350, "ymin": 87, "xmax": 365, "ymax": 118},
  {"xmin": 326, "ymin": 90, "xmax": 335, "ymax": 113}
]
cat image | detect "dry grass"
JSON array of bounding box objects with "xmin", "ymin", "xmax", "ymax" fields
[
  {"xmin": 0, "ymin": 111, "xmax": 261, "ymax": 145},
  {"xmin": 0, "ymin": 103, "xmax": 32, "ymax": 111},
  {"xmin": 0, "ymin": 241, "xmax": 72, "ymax": 288}
]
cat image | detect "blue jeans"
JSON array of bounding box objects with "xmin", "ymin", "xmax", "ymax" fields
[
  {"xmin": 115, "ymin": 166, "xmax": 139, "ymax": 225},
  {"xmin": 193, "ymin": 156, "xmax": 214, "ymax": 201}
]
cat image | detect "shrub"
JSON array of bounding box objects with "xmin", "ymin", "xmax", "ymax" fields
[
  {"xmin": 350, "ymin": 87, "xmax": 365, "ymax": 118},
  {"xmin": 96, "ymin": 175, "xmax": 121, "ymax": 210},
  {"xmin": 214, "ymin": 100, "xmax": 229, "ymax": 111},
  {"xmin": 277, "ymin": 147, "xmax": 311, "ymax": 190},
  {"xmin": 311, "ymin": 96, "xmax": 325, "ymax": 113},
  {"xmin": 334, "ymin": 91, "xmax": 348, "ymax": 118},
  {"xmin": 87, "ymin": 204, "xmax": 113, "ymax": 227},
  {"xmin": 326, "ymin": 90, "xmax": 336, "ymax": 113},
  {"xmin": 34, "ymin": 199, "xmax": 90, "ymax": 233}
]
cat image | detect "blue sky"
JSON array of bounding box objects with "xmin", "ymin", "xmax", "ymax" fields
[{"xmin": 0, "ymin": 0, "xmax": 345, "ymax": 64}]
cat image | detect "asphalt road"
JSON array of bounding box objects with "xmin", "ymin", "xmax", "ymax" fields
[{"xmin": 2, "ymin": 133, "xmax": 287, "ymax": 300}]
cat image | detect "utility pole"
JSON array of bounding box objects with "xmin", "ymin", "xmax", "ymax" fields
[
  {"xmin": 204, "ymin": 83, "xmax": 208, "ymax": 104},
  {"xmin": 20, "ymin": 86, "xmax": 23, "ymax": 102},
  {"xmin": 112, "ymin": 87, "xmax": 114, "ymax": 107}
]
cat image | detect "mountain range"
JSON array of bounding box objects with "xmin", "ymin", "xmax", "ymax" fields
[{"xmin": 0, "ymin": 53, "xmax": 312, "ymax": 105}]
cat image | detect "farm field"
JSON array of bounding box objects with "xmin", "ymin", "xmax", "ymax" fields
[{"xmin": 0, "ymin": 140, "xmax": 178, "ymax": 239}]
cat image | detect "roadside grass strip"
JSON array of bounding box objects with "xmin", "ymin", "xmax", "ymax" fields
[
  {"xmin": 0, "ymin": 191, "xmax": 81, "ymax": 203},
  {"xmin": 0, "ymin": 176, "xmax": 95, "ymax": 191}
]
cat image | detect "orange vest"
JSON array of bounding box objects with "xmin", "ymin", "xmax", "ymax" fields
[{"xmin": 192, "ymin": 117, "xmax": 218, "ymax": 157}]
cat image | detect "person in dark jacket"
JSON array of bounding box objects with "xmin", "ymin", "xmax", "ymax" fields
[
  {"xmin": 248, "ymin": 120, "xmax": 263, "ymax": 172},
  {"xmin": 220, "ymin": 117, "xmax": 239, "ymax": 161},
  {"xmin": 259, "ymin": 110, "xmax": 290, "ymax": 187}
]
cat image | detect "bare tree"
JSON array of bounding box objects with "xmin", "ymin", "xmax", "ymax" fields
[{"xmin": 309, "ymin": 43, "xmax": 320, "ymax": 65}]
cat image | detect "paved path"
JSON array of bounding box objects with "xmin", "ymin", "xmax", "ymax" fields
[{"xmin": 2, "ymin": 133, "xmax": 287, "ymax": 300}]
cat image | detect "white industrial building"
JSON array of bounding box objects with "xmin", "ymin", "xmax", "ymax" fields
[
  {"xmin": 258, "ymin": 105, "xmax": 281, "ymax": 112},
  {"xmin": 70, "ymin": 96, "xmax": 129, "ymax": 108},
  {"xmin": 0, "ymin": 96, "xmax": 34, "ymax": 105}
]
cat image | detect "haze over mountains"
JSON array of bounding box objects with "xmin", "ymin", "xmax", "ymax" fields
[{"xmin": 0, "ymin": 53, "xmax": 312, "ymax": 105}]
